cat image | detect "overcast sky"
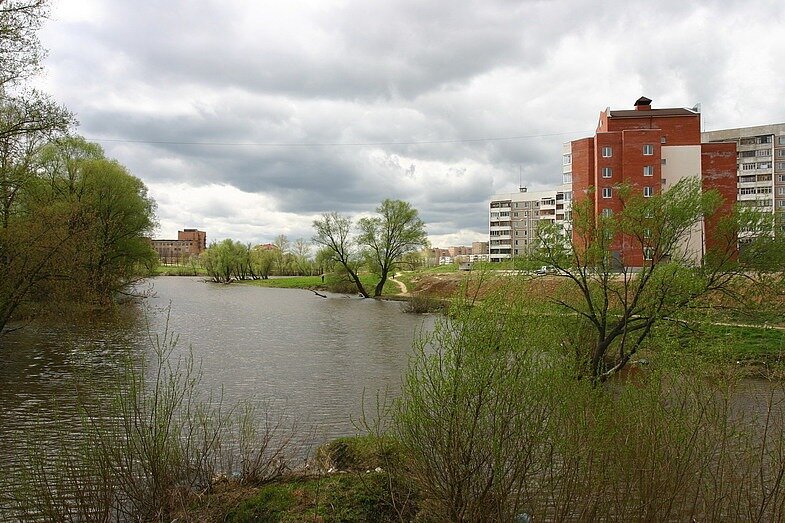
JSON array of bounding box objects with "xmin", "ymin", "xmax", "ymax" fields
[{"xmin": 36, "ymin": 0, "xmax": 785, "ymax": 247}]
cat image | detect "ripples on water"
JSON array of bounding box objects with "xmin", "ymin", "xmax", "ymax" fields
[{"xmin": 0, "ymin": 277, "xmax": 435, "ymax": 477}]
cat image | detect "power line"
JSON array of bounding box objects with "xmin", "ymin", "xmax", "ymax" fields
[{"xmin": 85, "ymin": 130, "xmax": 589, "ymax": 148}]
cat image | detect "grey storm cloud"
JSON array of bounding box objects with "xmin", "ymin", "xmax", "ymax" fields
[{"xmin": 37, "ymin": 0, "xmax": 785, "ymax": 245}]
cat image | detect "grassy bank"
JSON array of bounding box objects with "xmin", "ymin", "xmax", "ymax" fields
[
  {"xmin": 151, "ymin": 264, "xmax": 207, "ymax": 276},
  {"xmin": 243, "ymin": 273, "xmax": 401, "ymax": 296}
]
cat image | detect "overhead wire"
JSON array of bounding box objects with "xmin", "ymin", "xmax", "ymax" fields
[{"xmin": 84, "ymin": 130, "xmax": 590, "ymax": 148}]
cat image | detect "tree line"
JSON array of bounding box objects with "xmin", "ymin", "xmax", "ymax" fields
[
  {"xmin": 200, "ymin": 199, "xmax": 428, "ymax": 298},
  {"xmin": 1, "ymin": 1, "xmax": 157, "ymax": 335}
]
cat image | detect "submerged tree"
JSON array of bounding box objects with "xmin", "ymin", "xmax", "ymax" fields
[{"xmin": 535, "ymin": 177, "xmax": 777, "ymax": 382}]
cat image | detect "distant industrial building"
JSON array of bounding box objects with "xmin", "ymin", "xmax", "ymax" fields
[{"xmin": 151, "ymin": 228, "xmax": 207, "ymax": 264}]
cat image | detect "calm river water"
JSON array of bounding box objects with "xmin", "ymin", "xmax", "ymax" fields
[{"xmin": 0, "ymin": 277, "xmax": 436, "ymax": 470}]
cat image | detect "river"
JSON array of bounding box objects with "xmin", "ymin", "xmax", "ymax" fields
[{"xmin": 0, "ymin": 276, "xmax": 436, "ymax": 473}]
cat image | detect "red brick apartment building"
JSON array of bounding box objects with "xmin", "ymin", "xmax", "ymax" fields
[
  {"xmin": 151, "ymin": 228, "xmax": 207, "ymax": 264},
  {"xmin": 565, "ymin": 97, "xmax": 737, "ymax": 267}
]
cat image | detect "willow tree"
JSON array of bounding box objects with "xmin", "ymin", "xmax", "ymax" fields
[
  {"xmin": 358, "ymin": 199, "xmax": 427, "ymax": 297},
  {"xmin": 312, "ymin": 211, "xmax": 370, "ymax": 297}
]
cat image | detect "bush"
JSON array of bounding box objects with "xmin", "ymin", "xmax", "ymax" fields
[
  {"xmin": 7, "ymin": 318, "xmax": 298, "ymax": 522},
  {"xmin": 391, "ymin": 289, "xmax": 785, "ymax": 521},
  {"xmin": 402, "ymin": 293, "xmax": 446, "ymax": 314}
]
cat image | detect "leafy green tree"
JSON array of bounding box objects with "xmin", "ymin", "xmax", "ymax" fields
[
  {"xmin": 0, "ymin": 0, "xmax": 48, "ymax": 89},
  {"xmin": 32, "ymin": 139, "xmax": 157, "ymax": 301},
  {"xmin": 291, "ymin": 237, "xmax": 312, "ymax": 275},
  {"xmin": 250, "ymin": 245, "xmax": 275, "ymax": 279},
  {"xmin": 201, "ymin": 239, "xmax": 243, "ymax": 283},
  {"xmin": 312, "ymin": 212, "xmax": 369, "ymax": 297},
  {"xmin": 314, "ymin": 246, "xmax": 337, "ymax": 275},
  {"xmin": 534, "ymin": 177, "xmax": 771, "ymax": 382},
  {"xmin": 357, "ymin": 199, "xmax": 427, "ymax": 297}
]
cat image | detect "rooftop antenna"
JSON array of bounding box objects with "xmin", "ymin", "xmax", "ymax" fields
[{"xmin": 518, "ymin": 165, "xmax": 527, "ymax": 192}]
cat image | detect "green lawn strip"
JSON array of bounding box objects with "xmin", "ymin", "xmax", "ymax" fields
[
  {"xmin": 677, "ymin": 322, "xmax": 785, "ymax": 367},
  {"xmin": 151, "ymin": 264, "xmax": 207, "ymax": 276},
  {"xmin": 243, "ymin": 274, "xmax": 400, "ymax": 295}
]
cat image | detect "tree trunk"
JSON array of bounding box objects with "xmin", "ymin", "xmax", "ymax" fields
[{"xmin": 374, "ymin": 269, "xmax": 389, "ymax": 297}]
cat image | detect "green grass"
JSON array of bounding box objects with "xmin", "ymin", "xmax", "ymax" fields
[
  {"xmin": 151, "ymin": 264, "xmax": 207, "ymax": 276},
  {"xmin": 225, "ymin": 474, "xmax": 400, "ymax": 523},
  {"xmin": 225, "ymin": 435, "xmax": 414, "ymax": 522},
  {"xmin": 245, "ymin": 275, "xmax": 324, "ymax": 289},
  {"xmin": 244, "ymin": 273, "xmax": 400, "ymax": 295},
  {"xmin": 675, "ymin": 323, "xmax": 785, "ymax": 368}
]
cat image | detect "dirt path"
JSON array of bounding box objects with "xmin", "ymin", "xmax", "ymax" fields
[{"xmin": 391, "ymin": 273, "xmax": 408, "ymax": 295}]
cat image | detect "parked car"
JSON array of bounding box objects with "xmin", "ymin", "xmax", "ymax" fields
[{"xmin": 535, "ymin": 265, "xmax": 556, "ymax": 275}]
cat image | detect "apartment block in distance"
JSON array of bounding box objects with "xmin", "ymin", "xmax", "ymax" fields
[
  {"xmin": 702, "ymin": 124, "xmax": 785, "ymax": 230},
  {"xmin": 151, "ymin": 228, "xmax": 207, "ymax": 264},
  {"xmin": 566, "ymin": 97, "xmax": 737, "ymax": 267},
  {"xmin": 488, "ymin": 184, "xmax": 572, "ymax": 262}
]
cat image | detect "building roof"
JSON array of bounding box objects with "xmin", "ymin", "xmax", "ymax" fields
[{"xmin": 609, "ymin": 108, "xmax": 698, "ymax": 118}]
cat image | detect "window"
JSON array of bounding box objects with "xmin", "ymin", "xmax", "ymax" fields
[
  {"xmin": 601, "ymin": 208, "xmax": 613, "ymax": 217},
  {"xmin": 602, "ymin": 167, "xmax": 612, "ymax": 178},
  {"xmin": 643, "ymin": 144, "xmax": 654, "ymax": 155},
  {"xmin": 742, "ymin": 163, "xmax": 757, "ymax": 171},
  {"xmin": 780, "ymin": 136, "xmax": 785, "ymax": 145},
  {"xmin": 660, "ymin": 136, "xmax": 667, "ymax": 144},
  {"xmin": 563, "ymin": 154, "xmax": 572, "ymax": 165},
  {"xmin": 741, "ymin": 151, "xmax": 756, "ymax": 158},
  {"xmin": 739, "ymin": 175, "xmax": 756, "ymax": 183},
  {"xmin": 661, "ymin": 158, "xmax": 667, "ymax": 165},
  {"xmin": 776, "ymin": 163, "xmax": 785, "ymax": 171},
  {"xmin": 779, "ymin": 200, "xmax": 785, "ymax": 208},
  {"xmin": 602, "ymin": 146, "xmax": 612, "ymax": 157},
  {"xmin": 756, "ymin": 149, "xmax": 771, "ymax": 157},
  {"xmin": 643, "ymin": 248, "xmax": 654, "ymax": 261},
  {"xmin": 643, "ymin": 186, "xmax": 653, "ymax": 198},
  {"xmin": 778, "ymin": 175, "xmax": 785, "ymax": 182},
  {"xmin": 602, "ymin": 187, "xmax": 612, "ymax": 198},
  {"xmin": 778, "ymin": 187, "xmax": 785, "ymax": 196},
  {"xmin": 757, "ymin": 135, "xmax": 773, "ymax": 144},
  {"xmin": 643, "ymin": 165, "xmax": 654, "ymax": 176},
  {"xmin": 777, "ymin": 149, "xmax": 785, "ymax": 158}
]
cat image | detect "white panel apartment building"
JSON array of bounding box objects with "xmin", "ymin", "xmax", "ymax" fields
[
  {"xmin": 702, "ymin": 124, "xmax": 785, "ymax": 228},
  {"xmin": 488, "ymin": 183, "xmax": 572, "ymax": 262}
]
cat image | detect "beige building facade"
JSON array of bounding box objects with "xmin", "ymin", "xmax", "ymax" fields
[
  {"xmin": 703, "ymin": 123, "xmax": 785, "ymax": 231},
  {"xmin": 488, "ymin": 184, "xmax": 572, "ymax": 262}
]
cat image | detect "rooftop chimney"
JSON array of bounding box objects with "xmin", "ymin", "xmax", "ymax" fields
[{"xmin": 634, "ymin": 96, "xmax": 652, "ymax": 111}]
